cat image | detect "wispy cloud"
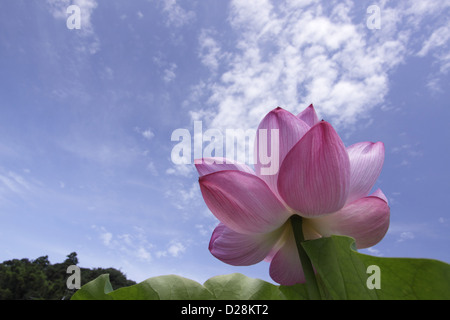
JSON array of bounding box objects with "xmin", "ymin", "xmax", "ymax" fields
[
  {"xmin": 387, "ymin": 222, "xmax": 438, "ymax": 243},
  {"xmin": 135, "ymin": 127, "xmax": 155, "ymax": 141},
  {"xmin": 161, "ymin": 0, "xmax": 195, "ymax": 28},
  {"xmin": 391, "ymin": 143, "xmax": 423, "ymax": 167},
  {"xmin": 92, "ymin": 225, "xmax": 154, "ymax": 262},
  {"xmin": 0, "ymin": 170, "xmax": 31, "ymax": 196},
  {"xmin": 57, "ymin": 132, "xmax": 142, "ymax": 168},
  {"xmin": 392, "ymin": 144, "xmax": 422, "ymax": 155},
  {"xmin": 397, "ymin": 231, "xmax": 415, "ymax": 243},
  {"xmin": 417, "ymin": 24, "xmax": 450, "ymax": 58},
  {"xmin": 99, "ymin": 229, "xmax": 113, "ymax": 246},
  {"xmin": 0, "ymin": 168, "xmax": 39, "ymax": 206},
  {"xmin": 416, "ymin": 19, "xmax": 450, "ymax": 95},
  {"xmin": 165, "ymin": 164, "xmax": 194, "ymax": 177},
  {"xmin": 163, "ymin": 63, "xmax": 177, "ymax": 83},
  {"xmin": 156, "ymin": 240, "xmax": 186, "ymax": 258},
  {"xmin": 46, "ymin": 0, "xmax": 98, "ymax": 33},
  {"xmin": 46, "ymin": 0, "xmax": 100, "ymax": 53},
  {"xmin": 189, "ymin": 0, "xmax": 449, "ymax": 141},
  {"xmin": 153, "ymin": 53, "xmax": 179, "ymax": 84},
  {"xmin": 164, "ymin": 180, "xmax": 200, "ymax": 212},
  {"xmin": 146, "ymin": 161, "xmax": 159, "ymax": 176},
  {"xmin": 198, "ymin": 29, "xmax": 227, "ymax": 73},
  {"xmin": 191, "ymin": 1, "xmax": 393, "ymax": 132}
]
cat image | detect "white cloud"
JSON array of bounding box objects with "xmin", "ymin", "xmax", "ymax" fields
[
  {"xmin": 134, "ymin": 126, "xmax": 155, "ymax": 141},
  {"xmin": 146, "ymin": 161, "xmax": 159, "ymax": 176},
  {"xmin": 195, "ymin": 224, "xmax": 209, "ymax": 237},
  {"xmin": 387, "ymin": 222, "xmax": 437, "ymax": 243},
  {"xmin": 165, "ymin": 164, "xmax": 194, "ymax": 177},
  {"xmin": 161, "ymin": 0, "xmax": 195, "ymax": 27},
  {"xmin": 415, "ymin": 20, "xmax": 450, "ymax": 95},
  {"xmin": 137, "ymin": 247, "xmax": 152, "ymax": 261},
  {"xmin": 46, "ymin": 0, "xmax": 100, "ymax": 53},
  {"xmin": 100, "ymin": 231, "xmax": 113, "ymax": 246},
  {"xmin": 398, "ymin": 231, "xmax": 415, "ymax": 242},
  {"xmin": 198, "ymin": 30, "xmax": 227, "ymax": 73},
  {"xmin": 403, "ymin": 0, "xmax": 450, "ymax": 23},
  {"xmin": 46, "ymin": 0, "xmax": 98, "ymax": 33},
  {"xmin": 118, "ymin": 233, "xmax": 133, "ymax": 246},
  {"xmin": 0, "ymin": 171, "xmax": 31, "ymax": 194},
  {"xmin": 152, "ymin": 54, "xmax": 178, "ymax": 83},
  {"xmin": 179, "ymin": 182, "xmax": 199, "ymax": 203},
  {"xmin": 188, "ymin": 0, "xmax": 449, "ymax": 154},
  {"xmin": 417, "ymin": 23, "xmax": 450, "ymax": 57},
  {"xmin": 46, "ymin": 0, "xmax": 72, "ymax": 19},
  {"xmin": 156, "ymin": 241, "xmax": 186, "ymax": 258},
  {"xmin": 391, "ymin": 144, "xmax": 423, "ymax": 157},
  {"xmin": 391, "ymin": 143, "xmax": 423, "ymax": 167},
  {"xmin": 142, "ymin": 129, "xmax": 155, "ymax": 140},
  {"xmin": 164, "ymin": 181, "xmax": 201, "ymax": 213},
  {"xmin": 0, "ymin": 169, "xmax": 35, "ymax": 204},
  {"xmin": 92, "ymin": 225, "xmax": 154, "ymax": 261},
  {"xmin": 163, "ymin": 63, "xmax": 177, "ymax": 83},
  {"xmin": 399, "ymin": 159, "xmax": 410, "ymax": 167},
  {"xmin": 92, "ymin": 225, "xmax": 113, "ymax": 246},
  {"xmin": 168, "ymin": 242, "xmax": 186, "ymax": 257},
  {"xmin": 58, "ymin": 133, "xmax": 141, "ymax": 168}
]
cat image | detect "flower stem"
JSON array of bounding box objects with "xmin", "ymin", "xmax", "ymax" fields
[{"xmin": 290, "ymin": 215, "xmax": 321, "ymax": 300}]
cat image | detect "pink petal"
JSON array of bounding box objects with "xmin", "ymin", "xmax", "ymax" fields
[
  {"xmin": 195, "ymin": 157, "xmax": 255, "ymax": 177},
  {"xmin": 309, "ymin": 194, "xmax": 390, "ymax": 249},
  {"xmin": 269, "ymin": 226, "xmax": 305, "ymax": 285},
  {"xmin": 199, "ymin": 170, "xmax": 292, "ymax": 234},
  {"xmin": 370, "ymin": 188, "xmax": 389, "ymax": 204},
  {"xmin": 254, "ymin": 107, "xmax": 310, "ymax": 198},
  {"xmin": 209, "ymin": 223, "xmax": 283, "ymax": 266},
  {"xmin": 264, "ymin": 218, "xmax": 321, "ymax": 263},
  {"xmin": 346, "ymin": 142, "xmax": 385, "ymax": 204},
  {"xmin": 297, "ymin": 104, "xmax": 320, "ymax": 127},
  {"xmin": 278, "ymin": 121, "xmax": 350, "ymax": 217}
]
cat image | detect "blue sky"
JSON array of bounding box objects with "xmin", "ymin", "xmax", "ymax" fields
[{"xmin": 0, "ymin": 0, "xmax": 449, "ymax": 285}]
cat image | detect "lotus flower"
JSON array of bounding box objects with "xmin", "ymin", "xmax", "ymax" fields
[{"xmin": 195, "ymin": 105, "xmax": 390, "ymax": 285}]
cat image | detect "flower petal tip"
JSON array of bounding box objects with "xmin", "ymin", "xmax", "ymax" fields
[
  {"xmin": 278, "ymin": 120, "xmax": 350, "ymax": 216},
  {"xmin": 297, "ymin": 103, "xmax": 320, "ymax": 127}
]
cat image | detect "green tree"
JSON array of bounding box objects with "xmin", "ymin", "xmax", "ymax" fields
[
  {"xmin": 0, "ymin": 252, "xmax": 136, "ymax": 300},
  {"xmin": 64, "ymin": 252, "xmax": 79, "ymax": 266},
  {"xmin": 0, "ymin": 258, "xmax": 48, "ymax": 299}
]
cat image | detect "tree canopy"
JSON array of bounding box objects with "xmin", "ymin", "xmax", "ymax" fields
[{"xmin": 0, "ymin": 252, "xmax": 136, "ymax": 300}]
